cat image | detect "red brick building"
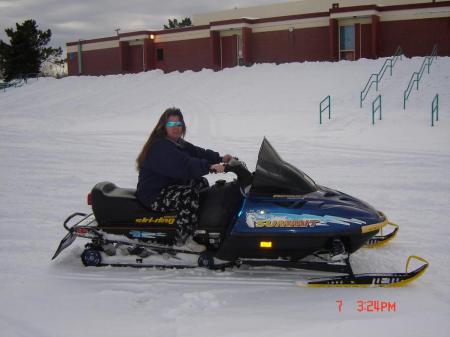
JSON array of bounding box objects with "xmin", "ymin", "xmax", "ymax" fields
[{"xmin": 66, "ymin": 0, "xmax": 450, "ymax": 76}]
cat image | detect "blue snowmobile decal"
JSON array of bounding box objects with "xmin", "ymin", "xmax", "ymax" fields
[{"xmin": 245, "ymin": 211, "xmax": 367, "ymax": 228}]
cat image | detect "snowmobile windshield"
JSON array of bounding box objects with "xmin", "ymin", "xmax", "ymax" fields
[{"xmin": 249, "ymin": 138, "xmax": 317, "ymax": 196}]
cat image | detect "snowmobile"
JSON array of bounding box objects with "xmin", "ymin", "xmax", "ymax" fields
[{"xmin": 52, "ymin": 138, "xmax": 428, "ymax": 287}]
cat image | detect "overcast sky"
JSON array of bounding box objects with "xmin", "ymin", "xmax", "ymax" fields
[{"xmin": 0, "ymin": 0, "xmax": 284, "ymax": 51}]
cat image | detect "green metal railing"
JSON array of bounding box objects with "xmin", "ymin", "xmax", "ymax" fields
[
  {"xmin": 372, "ymin": 95, "xmax": 382, "ymax": 125},
  {"xmin": 319, "ymin": 95, "xmax": 331, "ymax": 124},
  {"xmin": 360, "ymin": 46, "xmax": 403, "ymax": 108},
  {"xmin": 360, "ymin": 73, "xmax": 379, "ymax": 108},
  {"xmin": 391, "ymin": 46, "xmax": 403, "ymax": 67},
  {"xmin": 403, "ymin": 44, "xmax": 438, "ymax": 109},
  {"xmin": 0, "ymin": 73, "xmax": 43, "ymax": 93},
  {"xmin": 430, "ymin": 44, "xmax": 438, "ymax": 65},
  {"xmin": 431, "ymin": 94, "xmax": 439, "ymax": 127},
  {"xmin": 1, "ymin": 79, "xmax": 24, "ymax": 92},
  {"xmin": 21, "ymin": 73, "xmax": 42, "ymax": 83}
]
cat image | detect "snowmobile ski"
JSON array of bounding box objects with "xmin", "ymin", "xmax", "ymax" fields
[
  {"xmin": 364, "ymin": 223, "xmax": 399, "ymax": 248},
  {"xmin": 298, "ymin": 255, "xmax": 429, "ymax": 287}
]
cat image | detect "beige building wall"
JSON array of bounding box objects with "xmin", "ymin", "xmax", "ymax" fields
[{"xmin": 193, "ymin": 0, "xmax": 448, "ymax": 25}]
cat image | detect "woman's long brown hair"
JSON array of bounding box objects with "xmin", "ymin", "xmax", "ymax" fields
[{"xmin": 136, "ymin": 107, "xmax": 186, "ymax": 170}]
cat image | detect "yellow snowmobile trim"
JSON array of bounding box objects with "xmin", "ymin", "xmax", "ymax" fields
[
  {"xmin": 378, "ymin": 256, "xmax": 429, "ymax": 288},
  {"xmin": 364, "ymin": 222, "xmax": 400, "ymax": 248},
  {"xmin": 361, "ymin": 219, "xmax": 389, "ymax": 234},
  {"xmin": 303, "ymin": 255, "xmax": 429, "ymax": 288}
]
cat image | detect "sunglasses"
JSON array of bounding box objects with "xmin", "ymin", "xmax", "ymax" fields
[{"xmin": 166, "ymin": 121, "xmax": 184, "ymax": 127}]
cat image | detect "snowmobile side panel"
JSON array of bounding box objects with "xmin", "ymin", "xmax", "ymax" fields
[
  {"xmin": 214, "ymin": 231, "xmax": 375, "ymax": 261},
  {"xmin": 197, "ymin": 180, "xmax": 243, "ymax": 233},
  {"xmin": 90, "ymin": 182, "xmax": 179, "ymax": 244},
  {"xmin": 233, "ymin": 197, "xmax": 384, "ymax": 236},
  {"xmin": 91, "ymin": 181, "xmax": 178, "ymax": 226}
]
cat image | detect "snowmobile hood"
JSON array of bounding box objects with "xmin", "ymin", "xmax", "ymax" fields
[
  {"xmin": 250, "ymin": 138, "xmax": 317, "ymax": 196},
  {"xmin": 307, "ymin": 185, "xmax": 385, "ymax": 224}
]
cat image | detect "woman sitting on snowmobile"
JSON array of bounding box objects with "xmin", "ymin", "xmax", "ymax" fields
[{"xmin": 136, "ymin": 107, "xmax": 232, "ymax": 252}]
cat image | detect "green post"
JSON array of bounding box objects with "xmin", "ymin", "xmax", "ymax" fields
[
  {"xmin": 432, "ymin": 101, "xmax": 434, "ymax": 127},
  {"xmin": 436, "ymin": 94, "xmax": 439, "ymax": 121},
  {"xmin": 380, "ymin": 95, "xmax": 382, "ymax": 120},
  {"xmin": 319, "ymin": 95, "xmax": 331, "ymax": 125},
  {"xmin": 372, "ymin": 95, "xmax": 381, "ymax": 125},
  {"xmin": 431, "ymin": 94, "xmax": 439, "ymax": 127},
  {"xmin": 328, "ymin": 95, "xmax": 331, "ymax": 119},
  {"xmin": 77, "ymin": 40, "xmax": 83, "ymax": 75}
]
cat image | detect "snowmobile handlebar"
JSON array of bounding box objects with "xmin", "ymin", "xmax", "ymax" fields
[
  {"xmin": 224, "ymin": 158, "xmax": 253, "ymax": 188},
  {"xmin": 208, "ymin": 158, "xmax": 252, "ymax": 188}
]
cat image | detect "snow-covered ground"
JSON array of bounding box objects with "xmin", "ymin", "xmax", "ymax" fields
[{"xmin": 1, "ymin": 57, "xmax": 449, "ymax": 337}]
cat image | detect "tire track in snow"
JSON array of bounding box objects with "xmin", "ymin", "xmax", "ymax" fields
[{"xmin": 50, "ymin": 268, "xmax": 315, "ymax": 289}]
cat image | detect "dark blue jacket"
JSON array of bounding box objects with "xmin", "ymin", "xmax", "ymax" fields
[{"xmin": 136, "ymin": 137, "xmax": 222, "ymax": 206}]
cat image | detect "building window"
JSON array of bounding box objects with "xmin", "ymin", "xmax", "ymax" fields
[
  {"xmin": 340, "ymin": 25, "xmax": 355, "ymax": 51},
  {"xmin": 69, "ymin": 52, "xmax": 75, "ymax": 61},
  {"xmin": 157, "ymin": 48, "xmax": 164, "ymax": 61}
]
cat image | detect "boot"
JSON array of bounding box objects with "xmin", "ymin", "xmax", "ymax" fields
[{"xmin": 176, "ymin": 237, "xmax": 206, "ymax": 252}]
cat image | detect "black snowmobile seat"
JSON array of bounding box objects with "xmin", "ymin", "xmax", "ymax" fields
[
  {"xmin": 91, "ymin": 181, "xmax": 175, "ymax": 226},
  {"xmin": 97, "ymin": 182, "xmax": 137, "ymax": 199}
]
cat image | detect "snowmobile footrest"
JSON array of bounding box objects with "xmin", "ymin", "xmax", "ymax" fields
[{"xmin": 97, "ymin": 260, "xmax": 235, "ymax": 270}]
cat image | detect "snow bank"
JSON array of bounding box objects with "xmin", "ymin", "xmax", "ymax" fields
[{"xmin": 1, "ymin": 57, "xmax": 449, "ymax": 337}]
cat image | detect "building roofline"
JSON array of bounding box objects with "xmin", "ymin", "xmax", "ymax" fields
[
  {"xmin": 329, "ymin": 1, "xmax": 450, "ymax": 13},
  {"xmin": 152, "ymin": 24, "xmax": 211, "ymax": 35},
  {"xmin": 330, "ymin": 5, "xmax": 379, "ymax": 14},
  {"xmin": 67, "ymin": 1, "xmax": 450, "ymax": 46},
  {"xmin": 67, "ymin": 36, "xmax": 117, "ymax": 46},
  {"xmin": 119, "ymin": 30, "xmax": 152, "ymax": 37},
  {"xmin": 210, "ymin": 11, "xmax": 330, "ymax": 27},
  {"xmin": 67, "ymin": 25, "xmax": 211, "ymax": 46},
  {"xmin": 379, "ymin": 0, "xmax": 450, "ymax": 11}
]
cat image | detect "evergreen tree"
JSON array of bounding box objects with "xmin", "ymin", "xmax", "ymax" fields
[
  {"xmin": 163, "ymin": 17, "xmax": 192, "ymax": 29},
  {"xmin": 0, "ymin": 19, "xmax": 62, "ymax": 81}
]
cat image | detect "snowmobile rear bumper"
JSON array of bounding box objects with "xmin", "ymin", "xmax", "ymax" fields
[{"xmin": 52, "ymin": 213, "xmax": 97, "ymax": 260}]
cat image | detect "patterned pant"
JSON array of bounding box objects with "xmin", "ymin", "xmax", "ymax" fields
[{"xmin": 149, "ymin": 179, "xmax": 208, "ymax": 242}]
